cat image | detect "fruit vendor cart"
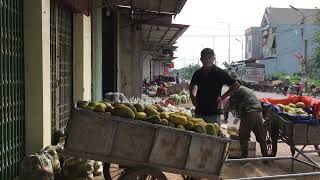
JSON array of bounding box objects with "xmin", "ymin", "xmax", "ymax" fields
[
  {"xmin": 64, "ymin": 107, "xmax": 231, "ymax": 180},
  {"xmin": 260, "ymin": 96, "xmax": 320, "ymax": 169}
]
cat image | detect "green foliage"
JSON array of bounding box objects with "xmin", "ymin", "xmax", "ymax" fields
[
  {"xmin": 274, "ymin": 72, "xmax": 320, "ymax": 86},
  {"xmin": 176, "ymin": 64, "xmax": 201, "ymax": 80},
  {"xmin": 309, "ymin": 16, "xmax": 320, "ymax": 77}
]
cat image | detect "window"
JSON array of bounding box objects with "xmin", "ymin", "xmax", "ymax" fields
[{"xmin": 272, "ymin": 36, "xmax": 276, "ymax": 48}]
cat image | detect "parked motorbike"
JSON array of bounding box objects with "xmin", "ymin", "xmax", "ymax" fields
[
  {"xmin": 311, "ymin": 87, "xmax": 320, "ymax": 97},
  {"xmin": 155, "ymin": 83, "xmax": 168, "ymax": 97},
  {"xmin": 288, "ymin": 83, "xmax": 304, "ymax": 96},
  {"xmin": 274, "ymin": 83, "xmax": 283, "ymax": 94}
]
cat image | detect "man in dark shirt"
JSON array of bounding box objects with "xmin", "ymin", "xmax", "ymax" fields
[{"xmin": 189, "ymin": 48, "xmax": 240, "ymax": 123}]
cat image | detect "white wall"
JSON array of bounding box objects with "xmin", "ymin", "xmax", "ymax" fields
[{"xmin": 143, "ymin": 54, "xmax": 152, "ymax": 81}]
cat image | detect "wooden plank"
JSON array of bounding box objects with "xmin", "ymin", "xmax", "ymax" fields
[
  {"xmin": 111, "ymin": 120, "xmax": 157, "ymax": 162},
  {"xmin": 65, "ymin": 110, "xmax": 116, "ymax": 155},
  {"xmin": 149, "ymin": 128, "xmax": 191, "ymax": 169},
  {"xmin": 290, "ymin": 124, "xmax": 309, "ymax": 145},
  {"xmin": 185, "ymin": 136, "xmax": 227, "ymax": 175},
  {"xmin": 308, "ymin": 126, "xmax": 320, "ymax": 144}
]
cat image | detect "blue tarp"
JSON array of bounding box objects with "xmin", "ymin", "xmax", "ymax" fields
[{"xmin": 261, "ymin": 102, "xmax": 318, "ymax": 126}]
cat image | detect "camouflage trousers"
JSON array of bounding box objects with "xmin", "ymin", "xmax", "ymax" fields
[{"xmin": 239, "ymin": 111, "xmax": 268, "ymax": 158}]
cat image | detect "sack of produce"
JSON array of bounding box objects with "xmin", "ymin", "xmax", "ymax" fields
[
  {"xmin": 44, "ymin": 148, "xmax": 61, "ymax": 174},
  {"xmin": 93, "ymin": 161, "xmax": 103, "ymax": 176},
  {"xmin": 63, "ymin": 157, "xmax": 94, "ymax": 180},
  {"xmin": 20, "ymin": 153, "xmax": 54, "ymax": 180}
]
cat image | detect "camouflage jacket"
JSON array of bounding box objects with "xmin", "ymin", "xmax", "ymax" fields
[{"xmin": 228, "ymin": 86, "xmax": 261, "ymax": 116}]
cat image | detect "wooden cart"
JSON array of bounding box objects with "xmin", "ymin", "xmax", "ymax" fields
[
  {"xmin": 64, "ymin": 108, "xmax": 231, "ymax": 180},
  {"xmin": 262, "ymin": 106, "xmax": 320, "ymax": 169}
]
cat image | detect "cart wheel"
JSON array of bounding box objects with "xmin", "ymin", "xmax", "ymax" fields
[
  {"xmin": 119, "ymin": 168, "xmax": 167, "ymax": 180},
  {"xmin": 103, "ymin": 163, "xmax": 127, "ymax": 180},
  {"xmin": 263, "ymin": 117, "xmax": 278, "ymax": 157},
  {"xmin": 265, "ymin": 129, "xmax": 278, "ymax": 157}
]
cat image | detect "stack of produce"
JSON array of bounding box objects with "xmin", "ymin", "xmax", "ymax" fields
[
  {"xmin": 149, "ymin": 85, "xmax": 159, "ymax": 92},
  {"xmin": 105, "ymin": 92, "xmax": 128, "ymax": 103},
  {"xmin": 20, "ymin": 126, "xmax": 103, "ymax": 180},
  {"xmin": 63, "ymin": 157, "xmax": 95, "ymax": 180},
  {"xmin": 276, "ymin": 102, "xmax": 310, "ymax": 115},
  {"xmin": 78, "ymin": 100, "xmax": 223, "ymax": 137},
  {"xmin": 168, "ymin": 89, "xmax": 191, "ymax": 105},
  {"xmin": 20, "ymin": 153, "xmax": 54, "ymax": 180},
  {"xmin": 261, "ymin": 100, "xmax": 317, "ymax": 124},
  {"xmin": 226, "ymin": 127, "xmax": 239, "ymax": 140}
]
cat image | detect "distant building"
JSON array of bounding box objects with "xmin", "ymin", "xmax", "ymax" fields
[
  {"xmin": 248, "ymin": 7, "xmax": 320, "ymax": 76},
  {"xmin": 245, "ymin": 27, "xmax": 262, "ymax": 59}
]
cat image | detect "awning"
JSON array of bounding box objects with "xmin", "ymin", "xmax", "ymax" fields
[
  {"xmin": 117, "ymin": 7, "xmax": 173, "ymax": 24},
  {"xmin": 142, "ymin": 22, "xmax": 189, "ymax": 54},
  {"xmin": 152, "ymin": 56, "xmax": 177, "ymax": 62},
  {"xmin": 107, "ymin": 0, "xmax": 187, "ymax": 14},
  {"xmin": 143, "ymin": 44, "xmax": 178, "ymax": 54},
  {"xmin": 58, "ymin": 0, "xmax": 91, "ymax": 16}
]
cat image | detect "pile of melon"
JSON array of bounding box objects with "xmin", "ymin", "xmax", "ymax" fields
[{"xmin": 276, "ymin": 102, "xmax": 310, "ymax": 115}]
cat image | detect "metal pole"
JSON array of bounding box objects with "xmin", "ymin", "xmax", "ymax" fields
[
  {"xmin": 227, "ymin": 172, "xmax": 320, "ymax": 180},
  {"xmin": 289, "ymin": 5, "xmax": 306, "ymax": 76},
  {"xmin": 225, "ymin": 156, "xmax": 293, "ymax": 163},
  {"xmin": 291, "ymin": 144, "xmax": 320, "ymax": 167},
  {"xmin": 228, "ymin": 23, "xmax": 231, "ymax": 64},
  {"xmin": 212, "ymin": 36, "xmax": 217, "ymax": 65},
  {"xmin": 301, "ymin": 18, "xmax": 306, "ymax": 76},
  {"xmin": 150, "ymin": 60, "xmax": 152, "ymax": 82},
  {"xmin": 294, "ymin": 158, "xmax": 320, "ymax": 169},
  {"xmin": 241, "ymin": 39, "xmax": 244, "ymax": 60}
]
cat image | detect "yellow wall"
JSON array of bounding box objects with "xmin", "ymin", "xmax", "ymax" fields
[
  {"xmin": 73, "ymin": 14, "xmax": 92, "ymax": 101},
  {"xmin": 24, "ymin": 0, "xmax": 51, "ymax": 154}
]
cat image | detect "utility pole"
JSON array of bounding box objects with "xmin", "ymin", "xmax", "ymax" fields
[
  {"xmin": 212, "ymin": 36, "xmax": 217, "ymax": 65},
  {"xmin": 217, "ymin": 21, "xmax": 231, "ymax": 64},
  {"xmin": 228, "ymin": 23, "xmax": 231, "ymax": 64},
  {"xmin": 290, "ymin": 5, "xmax": 306, "ymax": 76},
  {"xmin": 235, "ymin": 38, "xmax": 244, "ymax": 60}
]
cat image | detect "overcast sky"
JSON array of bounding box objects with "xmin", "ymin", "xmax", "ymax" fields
[{"xmin": 172, "ymin": 0, "xmax": 319, "ymax": 69}]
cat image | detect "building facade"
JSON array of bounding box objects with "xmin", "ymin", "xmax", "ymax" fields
[
  {"xmin": 253, "ymin": 7, "xmax": 320, "ymax": 75},
  {"xmin": 245, "ymin": 27, "xmax": 262, "ymax": 59}
]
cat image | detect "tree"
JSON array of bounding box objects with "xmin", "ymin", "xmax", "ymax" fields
[
  {"xmin": 309, "ymin": 16, "xmax": 320, "ymax": 78},
  {"xmin": 176, "ymin": 64, "xmax": 201, "ymax": 80}
]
